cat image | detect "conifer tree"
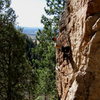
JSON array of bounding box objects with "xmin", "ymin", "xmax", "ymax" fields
[
  {"xmin": 32, "ymin": 0, "xmax": 65, "ymax": 99},
  {"xmin": 0, "ymin": 0, "xmax": 35, "ymax": 100}
]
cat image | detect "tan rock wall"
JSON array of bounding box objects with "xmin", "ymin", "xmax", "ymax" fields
[{"xmin": 56, "ymin": 0, "xmax": 100, "ymax": 100}]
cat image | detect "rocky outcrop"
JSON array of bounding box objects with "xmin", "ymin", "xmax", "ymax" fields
[{"xmin": 56, "ymin": 0, "xmax": 100, "ymax": 100}]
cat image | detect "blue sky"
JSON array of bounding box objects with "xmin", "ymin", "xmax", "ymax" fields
[{"xmin": 11, "ymin": 0, "xmax": 46, "ymax": 27}]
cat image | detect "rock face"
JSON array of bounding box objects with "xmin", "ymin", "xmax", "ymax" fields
[{"xmin": 56, "ymin": 0, "xmax": 100, "ymax": 100}]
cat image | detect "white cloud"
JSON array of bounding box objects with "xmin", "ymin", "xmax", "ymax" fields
[{"xmin": 11, "ymin": 0, "xmax": 46, "ymax": 27}]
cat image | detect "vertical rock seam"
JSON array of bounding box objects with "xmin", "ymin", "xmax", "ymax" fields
[{"xmin": 56, "ymin": 0, "xmax": 100, "ymax": 100}]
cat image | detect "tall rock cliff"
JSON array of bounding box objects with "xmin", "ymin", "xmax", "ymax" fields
[{"xmin": 56, "ymin": 0, "xmax": 100, "ymax": 100}]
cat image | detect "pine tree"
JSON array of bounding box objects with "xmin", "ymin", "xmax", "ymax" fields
[
  {"xmin": 0, "ymin": 1, "xmax": 35, "ymax": 100},
  {"xmin": 32, "ymin": 0, "xmax": 65, "ymax": 99}
]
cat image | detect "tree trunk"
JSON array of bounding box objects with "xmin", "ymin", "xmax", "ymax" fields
[
  {"xmin": 7, "ymin": 45, "xmax": 12, "ymax": 100},
  {"xmin": 44, "ymin": 94, "xmax": 48, "ymax": 100}
]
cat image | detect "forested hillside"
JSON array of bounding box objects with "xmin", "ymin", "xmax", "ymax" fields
[
  {"xmin": 32, "ymin": 0, "xmax": 65, "ymax": 99},
  {"xmin": 0, "ymin": 0, "xmax": 35, "ymax": 99},
  {"xmin": 0, "ymin": 0, "xmax": 65, "ymax": 100}
]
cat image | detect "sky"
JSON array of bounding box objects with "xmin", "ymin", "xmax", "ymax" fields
[{"xmin": 11, "ymin": 0, "xmax": 46, "ymax": 28}]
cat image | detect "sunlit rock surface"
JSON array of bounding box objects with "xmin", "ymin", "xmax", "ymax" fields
[{"xmin": 56, "ymin": 0, "xmax": 100, "ymax": 100}]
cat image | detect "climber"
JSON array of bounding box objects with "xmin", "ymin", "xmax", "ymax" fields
[
  {"xmin": 62, "ymin": 46, "xmax": 71, "ymax": 63},
  {"xmin": 52, "ymin": 37, "xmax": 71, "ymax": 63},
  {"xmin": 52, "ymin": 37, "xmax": 62, "ymax": 49}
]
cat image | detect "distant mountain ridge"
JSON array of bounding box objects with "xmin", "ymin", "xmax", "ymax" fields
[
  {"xmin": 22, "ymin": 27, "xmax": 42, "ymax": 35},
  {"xmin": 16, "ymin": 26, "xmax": 43, "ymax": 40},
  {"xmin": 22, "ymin": 27, "xmax": 42, "ymax": 41}
]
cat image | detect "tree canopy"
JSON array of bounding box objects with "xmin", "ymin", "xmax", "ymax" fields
[
  {"xmin": 0, "ymin": 0, "xmax": 35, "ymax": 100},
  {"xmin": 0, "ymin": 0, "xmax": 65, "ymax": 100},
  {"xmin": 32, "ymin": 0, "xmax": 65, "ymax": 99}
]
